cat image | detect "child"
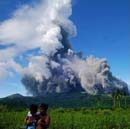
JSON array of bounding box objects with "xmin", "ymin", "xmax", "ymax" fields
[
  {"xmin": 36, "ymin": 103, "xmax": 50, "ymax": 129},
  {"xmin": 25, "ymin": 104, "xmax": 39, "ymax": 129}
]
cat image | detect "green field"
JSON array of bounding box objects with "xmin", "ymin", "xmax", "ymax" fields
[
  {"xmin": 1, "ymin": 93, "xmax": 130, "ymax": 129},
  {"xmin": 1, "ymin": 107, "xmax": 130, "ymax": 129}
]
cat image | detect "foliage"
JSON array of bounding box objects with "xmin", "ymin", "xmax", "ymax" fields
[
  {"xmin": 1, "ymin": 93, "xmax": 130, "ymax": 109},
  {"xmin": 1, "ymin": 107, "xmax": 130, "ymax": 129},
  {"xmin": 1, "ymin": 93, "xmax": 130, "ymax": 129}
]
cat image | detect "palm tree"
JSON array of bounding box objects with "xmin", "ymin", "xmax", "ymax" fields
[
  {"xmin": 120, "ymin": 91, "xmax": 127, "ymax": 108},
  {"xmin": 112, "ymin": 89, "xmax": 122, "ymax": 108},
  {"xmin": 112, "ymin": 91, "xmax": 116, "ymax": 108},
  {"xmin": 116, "ymin": 89, "xmax": 122, "ymax": 108}
]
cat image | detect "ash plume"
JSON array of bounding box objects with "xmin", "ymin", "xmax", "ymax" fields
[{"xmin": 0, "ymin": 0, "xmax": 128, "ymax": 96}]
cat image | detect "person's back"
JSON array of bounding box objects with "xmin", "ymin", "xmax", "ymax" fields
[{"xmin": 36, "ymin": 103, "xmax": 50, "ymax": 129}]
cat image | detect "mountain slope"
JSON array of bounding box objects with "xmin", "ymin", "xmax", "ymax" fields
[{"xmin": 1, "ymin": 92, "xmax": 130, "ymax": 109}]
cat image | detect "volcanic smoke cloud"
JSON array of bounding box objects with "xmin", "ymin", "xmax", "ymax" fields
[{"xmin": 0, "ymin": 0, "xmax": 128, "ymax": 96}]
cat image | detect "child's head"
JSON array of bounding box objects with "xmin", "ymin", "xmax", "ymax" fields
[
  {"xmin": 39, "ymin": 103, "xmax": 48, "ymax": 114},
  {"xmin": 29, "ymin": 104, "xmax": 38, "ymax": 115}
]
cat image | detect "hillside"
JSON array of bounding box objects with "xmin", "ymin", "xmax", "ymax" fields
[{"xmin": 0, "ymin": 92, "xmax": 130, "ymax": 110}]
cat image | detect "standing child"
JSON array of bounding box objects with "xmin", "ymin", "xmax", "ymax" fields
[
  {"xmin": 36, "ymin": 103, "xmax": 50, "ymax": 129},
  {"xmin": 25, "ymin": 104, "xmax": 39, "ymax": 129}
]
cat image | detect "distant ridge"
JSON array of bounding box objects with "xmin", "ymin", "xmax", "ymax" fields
[
  {"xmin": 0, "ymin": 92, "xmax": 130, "ymax": 109},
  {"xmin": 6, "ymin": 93, "xmax": 24, "ymax": 99}
]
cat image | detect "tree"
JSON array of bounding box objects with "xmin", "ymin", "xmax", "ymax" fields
[
  {"xmin": 112, "ymin": 91, "xmax": 116, "ymax": 108},
  {"xmin": 120, "ymin": 90, "xmax": 128, "ymax": 108},
  {"xmin": 112, "ymin": 89, "xmax": 122, "ymax": 108}
]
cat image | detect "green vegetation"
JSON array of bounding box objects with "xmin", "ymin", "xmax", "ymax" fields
[
  {"xmin": 1, "ymin": 93, "xmax": 130, "ymax": 109},
  {"xmin": 1, "ymin": 93, "xmax": 130, "ymax": 129},
  {"xmin": 1, "ymin": 106, "xmax": 130, "ymax": 129}
]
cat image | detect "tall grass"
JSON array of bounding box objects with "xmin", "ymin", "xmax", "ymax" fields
[{"xmin": 1, "ymin": 107, "xmax": 130, "ymax": 129}]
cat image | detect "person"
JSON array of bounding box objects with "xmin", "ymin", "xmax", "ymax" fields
[
  {"xmin": 24, "ymin": 104, "xmax": 39, "ymax": 129},
  {"xmin": 36, "ymin": 103, "xmax": 50, "ymax": 129}
]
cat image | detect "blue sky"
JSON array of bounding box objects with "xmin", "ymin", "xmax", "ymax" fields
[
  {"xmin": 71, "ymin": 0, "xmax": 129, "ymax": 82},
  {"xmin": 0, "ymin": 0, "xmax": 129, "ymax": 97}
]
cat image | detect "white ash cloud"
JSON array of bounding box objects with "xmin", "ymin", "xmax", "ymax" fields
[
  {"xmin": 25, "ymin": 55, "xmax": 52, "ymax": 82},
  {"xmin": 0, "ymin": 0, "xmax": 128, "ymax": 95},
  {"xmin": 0, "ymin": 0, "xmax": 76, "ymax": 78},
  {"xmin": 64, "ymin": 55, "xmax": 128, "ymax": 94}
]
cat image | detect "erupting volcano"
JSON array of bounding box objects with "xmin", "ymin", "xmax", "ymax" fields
[{"xmin": 0, "ymin": 0, "xmax": 128, "ymax": 96}]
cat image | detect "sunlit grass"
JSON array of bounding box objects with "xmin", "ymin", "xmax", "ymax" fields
[{"xmin": 1, "ymin": 107, "xmax": 130, "ymax": 129}]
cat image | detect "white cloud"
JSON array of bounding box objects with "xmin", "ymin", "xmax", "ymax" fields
[
  {"xmin": 0, "ymin": 0, "xmax": 76, "ymax": 79},
  {"xmin": 24, "ymin": 55, "xmax": 52, "ymax": 82},
  {"xmin": 0, "ymin": 68, "xmax": 8, "ymax": 79}
]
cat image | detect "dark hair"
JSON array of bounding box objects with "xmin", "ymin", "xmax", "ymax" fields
[
  {"xmin": 39, "ymin": 103, "xmax": 48, "ymax": 110},
  {"xmin": 29, "ymin": 104, "xmax": 38, "ymax": 112}
]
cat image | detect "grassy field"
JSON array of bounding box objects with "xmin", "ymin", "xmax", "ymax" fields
[{"xmin": 1, "ymin": 106, "xmax": 130, "ymax": 129}]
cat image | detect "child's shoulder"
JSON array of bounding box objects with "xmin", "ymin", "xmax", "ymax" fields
[
  {"xmin": 27, "ymin": 111, "xmax": 40, "ymax": 116},
  {"xmin": 27, "ymin": 111, "xmax": 31, "ymax": 116},
  {"xmin": 36, "ymin": 112, "xmax": 40, "ymax": 115}
]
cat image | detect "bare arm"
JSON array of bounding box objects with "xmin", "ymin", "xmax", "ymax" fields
[
  {"xmin": 37, "ymin": 115, "xmax": 50, "ymax": 128},
  {"xmin": 24, "ymin": 116, "xmax": 33, "ymax": 125},
  {"xmin": 44, "ymin": 115, "xmax": 50, "ymax": 127}
]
